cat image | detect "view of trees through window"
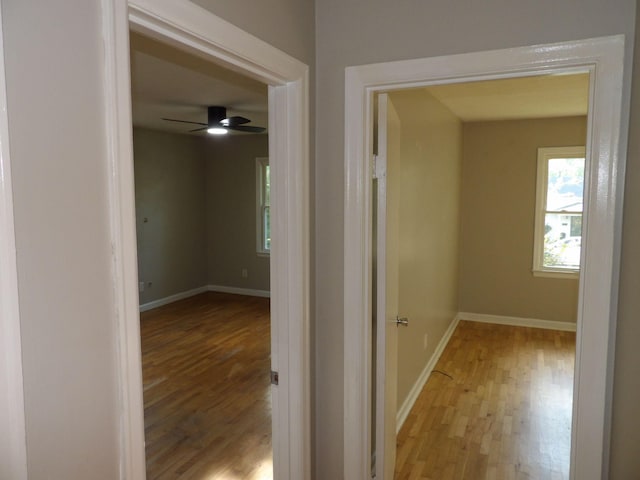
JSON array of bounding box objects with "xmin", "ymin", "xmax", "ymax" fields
[{"xmin": 543, "ymin": 157, "xmax": 585, "ymax": 269}]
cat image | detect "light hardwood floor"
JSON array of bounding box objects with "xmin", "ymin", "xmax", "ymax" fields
[
  {"xmin": 141, "ymin": 292, "xmax": 272, "ymax": 480},
  {"xmin": 395, "ymin": 320, "xmax": 575, "ymax": 480}
]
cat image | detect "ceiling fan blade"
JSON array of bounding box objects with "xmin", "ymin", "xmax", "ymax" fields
[
  {"xmin": 228, "ymin": 125, "xmax": 266, "ymax": 133},
  {"xmin": 189, "ymin": 127, "xmax": 209, "ymax": 132},
  {"xmin": 223, "ymin": 116, "xmax": 251, "ymax": 126},
  {"xmin": 162, "ymin": 118, "xmax": 207, "ymax": 126}
]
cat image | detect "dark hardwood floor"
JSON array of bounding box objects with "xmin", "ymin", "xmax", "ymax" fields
[
  {"xmin": 395, "ymin": 320, "xmax": 576, "ymax": 480},
  {"xmin": 141, "ymin": 292, "xmax": 272, "ymax": 480}
]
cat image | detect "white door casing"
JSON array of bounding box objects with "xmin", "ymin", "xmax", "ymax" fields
[
  {"xmin": 0, "ymin": 3, "xmax": 28, "ymax": 479},
  {"xmin": 102, "ymin": 0, "xmax": 310, "ymax": 479},
  {"xmin": 344, "ymin": 36, "xmax": 626, "ymax": 480},
  {"xmin": 374, "ymin": 93, "xmax": 401, "ymax": 479}
]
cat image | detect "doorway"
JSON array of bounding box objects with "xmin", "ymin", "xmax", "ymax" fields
[
  {"xmin": 105, "ymin": 1, "xmax": 310, "ymax": 479},
  {"xmin": 344, "ymin": 36, "xmax": 626, "ymax": 480},
  {"xmin": 129, "ymin": 28, "xmax": 274, "ymax": 478},
  {"xmin": 375, "ymin": 76, "xmax": 587, "ymax": 477}
]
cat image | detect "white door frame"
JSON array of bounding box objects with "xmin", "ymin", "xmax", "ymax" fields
[
  {"xmin": 344, "ymin": 36, "xmax": 626, "ymax": 480},
  {"xmin": 102, "ymin": 1, "xmax": 310, "ymax": 478},
  {"xmin": 0, "ymin": 3, "xmax": 28, "ymax": 479}
]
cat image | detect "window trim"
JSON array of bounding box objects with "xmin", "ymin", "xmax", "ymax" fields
[
  {"xmin": 256, "ymin": 157, "xmax": 270, "ymax": 255},
  {"xmin": 533, "ymin": 146, "xmax": 586, "ymax": 278}
]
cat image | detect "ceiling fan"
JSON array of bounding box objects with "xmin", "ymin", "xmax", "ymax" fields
[{"xmin": 162, "ymin": 106, "xmax": 266, "ymax": 135}]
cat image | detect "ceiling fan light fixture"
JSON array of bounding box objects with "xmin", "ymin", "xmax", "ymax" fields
[{"xmin": 163, "ymin": 106, "xmax": 265, "ymax": 134}]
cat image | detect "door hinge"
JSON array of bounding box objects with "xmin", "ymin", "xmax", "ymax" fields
[
  {"xmin": 270, "ymin": 370, "xmax": 279, "ymax": 385},
  {"xmin": 372, "ymin": 154, "xmax": 386, "ymax": 179}
]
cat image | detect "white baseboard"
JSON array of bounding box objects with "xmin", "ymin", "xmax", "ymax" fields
[
  {"xmin": 457, "ymin": 312, "xmax": 577, "ymax": 332},
  {"xmin": 139, "ymin": 284, "xmax": 271, "ymax": 312},
  {"xmin": 139, "ymin": 286, "xmax": 208, "ymax": 312},
  {"xmin": 396, "ymin": 315, "xmax": 460, "ymax": 433},
  {"xmin": 207, "ymin": 284, "xmax": 270, "ymax": 298}
]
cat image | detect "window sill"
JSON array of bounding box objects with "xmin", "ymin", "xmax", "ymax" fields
[
  {"xmin": 532, "ymin": 269, "xmax": 579, "ymax": 279},
  {"xmin": 257, "ymin": 251, "xmax": 270, "ymax": 258}
]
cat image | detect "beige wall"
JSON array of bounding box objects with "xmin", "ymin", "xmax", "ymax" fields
[
  {"xmin": 206, "ymin": 134, "xmax": 270, "ymax": 291},
  {"xmin": 133, "ymin": 128, "xmax": 207, "ymax": 304},
  {"xmin": 390, "ymin": 90, "xmax": 462, "ymax": 408},
  {"xmin": 315, "ymin": 1, "xmax": 635, "ymax": 478},
  {"xmin": 386, "ymin": 108, "xmax": 584, "ymax": 409},
  {"xmin": 459, "ymin": 117, "xmax": 586, "ymax": 323}
]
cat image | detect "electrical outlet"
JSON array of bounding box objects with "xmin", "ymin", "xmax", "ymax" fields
[
  {"xmin": 241, "ymin": 268, "xmax": 248, "ymax": 278},
  {"xmin": 139, "ymin": 281, "xmax": 144, "ymax": 293},
  {"xmin": 423, "ymin": 333, "xmax": 428, "ymax": 350}
]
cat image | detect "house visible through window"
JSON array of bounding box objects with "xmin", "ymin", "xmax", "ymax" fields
[
  {"xmin": 533, "ymin": 146, "xmax": 585, "ymax": 277},
  {"xmin": 256, "ymin": 157, "xmax": 270, "ymax": 254}
]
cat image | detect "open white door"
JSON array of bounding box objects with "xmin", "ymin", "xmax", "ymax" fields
[{"xmin": 374, "ymin": 93, "xmax": 402, "ymax": 479}]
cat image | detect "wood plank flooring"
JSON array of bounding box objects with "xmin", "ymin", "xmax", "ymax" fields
[
  {"xmin": 141, "ymin": 292, "xmax": 272, "ymax": 480},
  {"xmin": 395, "ymin": 320, "xmax": 575, "ymax": 480}
]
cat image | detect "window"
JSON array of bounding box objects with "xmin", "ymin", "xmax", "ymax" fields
[
  {"xmin": 256, "ymin": 157, "xmax": 270, "ymax": 254},
  {"xmin": 533, "ymin": 146, "xmax": 585, "ymax": 277}
]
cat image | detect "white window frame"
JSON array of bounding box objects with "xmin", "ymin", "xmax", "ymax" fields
[
  {"xmin": 256, "ymin": 157, "xmax": 270, "ymax": 255},
  {"xmin": 533, "ymin": 146, "xmax": 586, "ymax": 278}
]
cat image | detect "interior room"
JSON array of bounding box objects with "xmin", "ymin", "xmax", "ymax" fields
[
  {"xmin": 3, "ymin": 1, "xmax": 640, "ymax": 480},
  {"xmin": 380, "ymin": 73, "xmax": 588, "ymax": 478},
  {"xmin": 130, "ymin": 32, "xmax": 273, "ymax": 479}
]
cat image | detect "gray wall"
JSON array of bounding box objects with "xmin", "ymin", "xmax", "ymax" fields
[
  {"xmin": 459, "ymin": 117, "xmax": 586, "ymax": 323},
  {"xmin": 133, "ymin": 128, "xmax": 207, "ymax": 304},
  {"xmin": 206, "ymin": 134, "xmax": 270, "ymax": 291},
  {"xmin": 133, "ymin": 129, "xmax": 270, "ymax": 303},
  {"xmin": 191, "ymin": 0, "xmax": 315, "ymax": 66},
  {"xmin": 611, "ymin": 4, "xmax": 640, "ymax": 477},
  {"xmin": 315, "ymin": 1, "xmax": 636, "ymax": 478},
  {"xmin": 3, "ymin": 1, "xmax": 119, "ymax": 478}
]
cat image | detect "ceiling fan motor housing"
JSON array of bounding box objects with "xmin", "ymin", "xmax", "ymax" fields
[{"xmin": 208, "ymin": 106, "xmax": 227, "ymax": 126}]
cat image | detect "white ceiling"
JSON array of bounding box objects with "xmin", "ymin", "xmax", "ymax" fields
[
  {"xmin": 129, "ymin": 32, "xmax": 268, "ymax": 135},
  {"xmin": 424, "ymin": 73, "xmax": 589, "ymax": 122}
]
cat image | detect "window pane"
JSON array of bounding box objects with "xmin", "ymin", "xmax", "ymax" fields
[
  {"xmin": 570, "ymin": 215, "xmax": 582, "ymax": 237},
  {"xmin": 543, "ymin": 213, "xmax": 581, "ymax": 269},
  {"xmin": 265, "ymin": 165, "xmax": 270, "ymax": 206},
  {"xmin": 264, "ymin": 206, "xmax": 271, "ymax": 251},
  {"xmin": 546, "ymin": 157, "xmax": 584, "ymax": 212}
]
